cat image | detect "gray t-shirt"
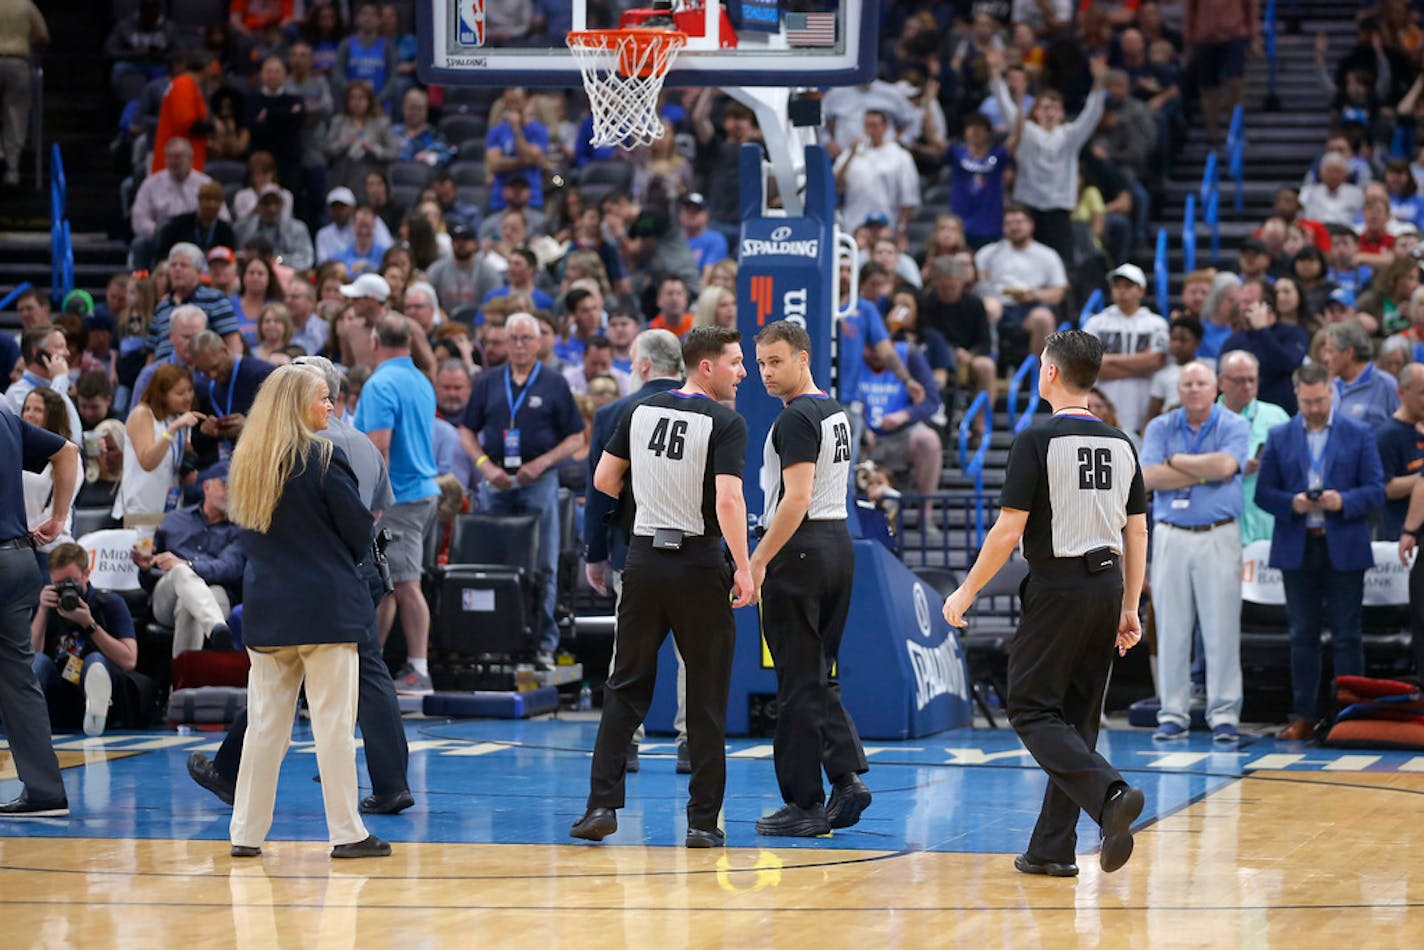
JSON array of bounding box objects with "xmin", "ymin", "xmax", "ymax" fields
[{"xmin": 324, "ymin": 413, "xmax": 394, "ymax": 513}]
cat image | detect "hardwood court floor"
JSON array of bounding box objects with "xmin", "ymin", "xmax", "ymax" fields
[{"xmin": 2, "ymin": 722, "xmax": 1422, "ymax": 947}]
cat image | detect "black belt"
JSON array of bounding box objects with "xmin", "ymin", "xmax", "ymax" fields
[
  {"xmin": 0, "ymin": 536, "xmax": 35, "ymax": 551},
  {"xmin": 1161, "ymin": 518, "xmax": 1236, "ymax": 533},
  {"xmin": 1306, "ymin": 527, "xmax": 1327, "ymax": 538}
]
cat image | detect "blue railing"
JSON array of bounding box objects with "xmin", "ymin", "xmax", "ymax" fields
[
  {"xmin": 957, "ymin": 390, "xmax": 993, "ymax": 547},
  {"xmin": 1227, "ymin": 104, "xmax": 1246, "ymax": 213},
  {"xmin": 1078, "ymin": 288, "xmax": 1103, "ymax": 327},
  {"xmin": 1005, "ymin": 354, "xmax": 1040, "ymax": 433},
  {"xmin": 1183, "ymin": 192, "xmax": 1197, "ymax": 273},
  {"xmin": 1201, "ymin": 149, "xmax": 1221, "ymax": 265},
  {"xmin": 0, "ymin": 282, "xmax": 32, "ymax": 311},
  {"xmin": 50, "ymin": 144, "xmax": 73, "ymax": 304},
  {"xmin": 1154, "ymin": 227, "xmax": 1170, "ymax": 318},
  {"xmin": 1264, "ymin": 0, "xmax": 1280, "ymax": 109}
]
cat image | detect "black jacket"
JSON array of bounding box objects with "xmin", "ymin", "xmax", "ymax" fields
[{"xmin": 240, "ymin": 443, "xmax": 375, "ymax": 647}]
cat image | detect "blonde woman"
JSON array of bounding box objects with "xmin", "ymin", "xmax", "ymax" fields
[
  {"xmin": 226, "ymin": 365, "xmax": 388, "ymax": 860},
  {"xmin": 692, "ymin": 284, "xmax": 737, "ymax": 329}
]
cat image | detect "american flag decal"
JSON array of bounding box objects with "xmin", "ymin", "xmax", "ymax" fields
[{"xmin": 784, "ymin": 12, "xmax": 836, "ymax": 47}]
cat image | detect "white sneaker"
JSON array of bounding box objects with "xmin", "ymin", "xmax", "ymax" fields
[{"xmin": 83, "ymin": 662, "xmax": 112, "ymax": 737}]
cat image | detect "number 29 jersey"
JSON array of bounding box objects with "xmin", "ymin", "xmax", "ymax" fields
[
  {"xmin": 761, "ymin": 393, "xmax": 853, "ymax": 526},
  {"xmin": 605, "ymin": 390, "xmax": 748, "ymax": 539},
  {"xmin": 999, "ymin": 414, "xmax": 1147, "ymax": 561}
]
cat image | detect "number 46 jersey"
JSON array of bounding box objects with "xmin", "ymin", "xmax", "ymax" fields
[
  {"xmin": 761, "ymin": 393, "xmax": 853, "ymax": 526},
  {"xmin": 1000, "ymin": 414, "xmax": 1148, "ymax": 561},
  {"xmin": 606, "ymin": 390, "xmax": 748, "ymax": 539}
]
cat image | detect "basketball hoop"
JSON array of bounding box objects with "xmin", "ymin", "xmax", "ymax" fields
[{"xmin": 567, "ymin": 28, "xmax": 688, "ymax": 150}]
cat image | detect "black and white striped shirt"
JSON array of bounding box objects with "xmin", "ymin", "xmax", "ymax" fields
[
  {"xmin": 605, "ymin": 390, "xmax": 747, "ymax": 538},
  {"xmin": 1000, "ymin": 414, "xmax": 1147, "ymax": 561},
  {"xmin": 761, "ymin": 393, "xmax": 852, "ymax": 525}
]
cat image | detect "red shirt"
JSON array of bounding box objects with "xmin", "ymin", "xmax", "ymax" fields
[{"xmin": 1359, "ymin": 229, "xmax": 1395, "ymax": 255}]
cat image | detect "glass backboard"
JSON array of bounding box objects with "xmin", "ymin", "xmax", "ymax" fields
[{"xmin": 416, "ymin": 0, "xmax": 877, "ymax": 89}]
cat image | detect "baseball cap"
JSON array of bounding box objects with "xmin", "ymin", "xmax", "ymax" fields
[
  {"xmin": 207, "ymin": 246, "xmax": 235, "ymax": 264},
  {"xmin": 199, "ymin": 458, "xmax": 230, "ymax": 483},
  {"xmin": 680, "ymin": 192, "xmax": 707, "ymax": 209},
  {"xmin": 340, "ymin": 273, "xmax": 391, "ymax": 302},
  {"xmin": 861, "ymin": 211, "xmax": 891, "ymax": 228},
  {"xmin": 62, "ymin": 289, "xmax": 94, "ymax": 318},
  {"xmin": 85, "ymin": 309, "xmax": 116, "ymax": 332},
  {"xmin": 502, "ymin": 170, "xmax": 532, "ymax": 188},
  {"xmin": 448, "ymin": 221, "xmax": 475, "ymax": 239},
  {"xmin": 1109, "ymin": 263, "xmax": 1147, "ymax": 289},
  {"xmin": 257, "ymin": 183, "xmax": 284, "ymax": 201},
  {"xmin": 1239, "ymin": 237, "xmax": 1269, "ymax": 254},
  {"xmin": 326, "ymin": 186, "xmax": 357, "ymax": 206},
  {"xmin": 1326, "ymin": 286, "xmax": 1355, "ymax": 308}
]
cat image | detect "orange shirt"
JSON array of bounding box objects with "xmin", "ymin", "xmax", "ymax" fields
[
  {"xmin": 151, "ymin": 73, "xmax": 209, "ymax": 174},
  {"xmin": 650, "ymin": 312, "xmax": 695, "ymax": 338}
]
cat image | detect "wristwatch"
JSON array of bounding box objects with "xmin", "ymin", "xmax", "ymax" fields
[{"xmin": 83, "ymin": 623, "xmax": 98, "ymax": 635}]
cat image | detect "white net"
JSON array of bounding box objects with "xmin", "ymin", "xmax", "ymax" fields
[{"xmin": 567, "ymin": 30, "xmax": 688, "ymax": 150}]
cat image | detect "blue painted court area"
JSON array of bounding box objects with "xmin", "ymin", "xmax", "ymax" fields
[{"xmin": 3, "ymin": 720, "xmax": 1417, "ymax": 855}]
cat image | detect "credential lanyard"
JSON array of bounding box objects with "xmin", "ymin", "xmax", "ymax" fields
[
  {"xmin": 208, "ymin": 355, "xmax": 241, "ymax": 418},
  {"xmin": 504, "ymin": 361, "xmax": 541, "ymax": 423}
]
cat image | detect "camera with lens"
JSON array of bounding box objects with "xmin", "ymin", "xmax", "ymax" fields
[{"xmin": 55, "ymin": 578, "xmax": 85, "ymax": 612}]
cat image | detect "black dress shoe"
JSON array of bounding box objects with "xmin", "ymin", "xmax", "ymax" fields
[
  {"xmin": 331, "ymin": 835, "xmax": 392, "ymax": 858},
  {"xmin": 1014, "ymin": 853, "xmax": 1079, "ymax": 877},
  {"xmin": 755, "ymin": 802, "xmax": 831, "ymax": 837},
  {"xmin": 206, "ymin": 622, "xmax": 233, "ymax": 651},
  {"xmin": 360, "ymin": 789, "xmax": 415, "ymax": 814},
  {"xmin": 825, "ymin": 774, "xmax": 872, "ymax": 829},
  {"xmin": 0, "ymin": 794, "xmax": 69, "ymax": 817},
  {"xmin": 1099, "ymin": 783, "xmax": 1145, "ymax": 873},
  {"xmin": 685, "ymin": 826, "xmax": 725, "ymax": 848},
  {"xmin": 626, "ymin": 744, "xmax": 640, "ymax": 773},
  {"xmin": 675, "ymin": 741, "xmax": 691, "ymax": 775},
  {"xmin": 570, "ymin": 807, "xmax": 617, "ymax": 841},
  {"xmin": 230, "ymin": 845, "xmax": 262, "ymax": 858},
  {"xmin": 187, "ymin": 752, "xmax": 236, "ymax": 806}
]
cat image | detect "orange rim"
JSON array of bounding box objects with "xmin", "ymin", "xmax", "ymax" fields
[{"xmin": 567, "ymin": 28, "xmax": 687, "ymax": 79}]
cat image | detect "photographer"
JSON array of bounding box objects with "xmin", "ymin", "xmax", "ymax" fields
[{"xmin": 29, "ymin": 543, "xmax": 137, "ymax": 737}]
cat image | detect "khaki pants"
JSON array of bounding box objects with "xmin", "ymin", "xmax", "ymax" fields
[
  {"xmin": 0, "ymin": 57, "xmax": 30, "ymax": 176},
  {"xmin": 153, "ymin": 565, "xmax": 231, "ymax": 657},
  {"xmin": 230, "ymin": 643, "xmax": 367, "ymax": 849}
]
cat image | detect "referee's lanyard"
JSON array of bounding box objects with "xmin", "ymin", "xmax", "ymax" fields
[
  {"xmin": 503, "ymin": 362, "xmax": 540, "ymax": 469},
  {"xmin": 1172, "ymin": 405, "xmax": 1219, "ymax": 508},
  {"xmin": 208, "ymin": 356, "xmax": 241, "ymax": 460}
]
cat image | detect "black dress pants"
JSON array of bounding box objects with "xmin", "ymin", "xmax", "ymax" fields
[
  {"xmin": 761, "ymin": 522, "xmax": 867, "ymax": 808},
  {"xmin": 587, "ymin": 536, "xmax": 734, "ymax": 831},
  {"xmin": 1007, "ymin": 560, "xmax": 1126, "ymax": 863}
]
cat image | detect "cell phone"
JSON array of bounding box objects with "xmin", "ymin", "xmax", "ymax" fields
[
  {"xmin": 1254, "ymin": 443, "xmax": 1266, "ymax": 459},
  {"xmin": 1307, "ymin": 488, "xmax": 1323, "ymax": 501}
]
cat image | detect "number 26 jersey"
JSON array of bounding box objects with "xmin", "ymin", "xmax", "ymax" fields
[
  {"xmin": 999, "ymin": 414, "xmax": 1147, "ymax": 561},
  {"xmin": 605, "ymin": 390, "xmax": 748, "ymax": 539}
]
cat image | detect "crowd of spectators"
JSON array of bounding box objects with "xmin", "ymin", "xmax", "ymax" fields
[{"xmin": 13, "ymin": 1, "xmax": 1424, "ymax": 736}]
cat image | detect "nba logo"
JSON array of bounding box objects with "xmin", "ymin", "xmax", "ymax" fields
[{"xmin": 457, "ymin": 0, "xmax": 485, "ymax": 46}]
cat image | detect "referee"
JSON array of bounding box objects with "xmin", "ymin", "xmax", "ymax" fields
[
  {"xmin": 749, "ymin": 320, "xmax": 870, "ymax": 836},
  {"xmin": 571, "ymin": 326, "xmax": 757, "ymax": 848},
  {"xmin": 942, "ymin": 330, "xmax": 1148, "ymax": 876}
]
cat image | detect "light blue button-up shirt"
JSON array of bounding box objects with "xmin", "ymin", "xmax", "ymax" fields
[{"xmin": 1141, "ymin": 404, "xmax": 1252, "ymax": 526}]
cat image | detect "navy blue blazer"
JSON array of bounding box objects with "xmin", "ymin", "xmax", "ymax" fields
[
  {"xmin": 583, "ymin": 377, "xmax": 682, "ymax": 570},
  {"xmin": 1253, "ymin": 413, "xmax": 1385, "ymax": 572},
  {"xmin": 240, "ymin": 443, "xmax": 376, "ymax": 647}
]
